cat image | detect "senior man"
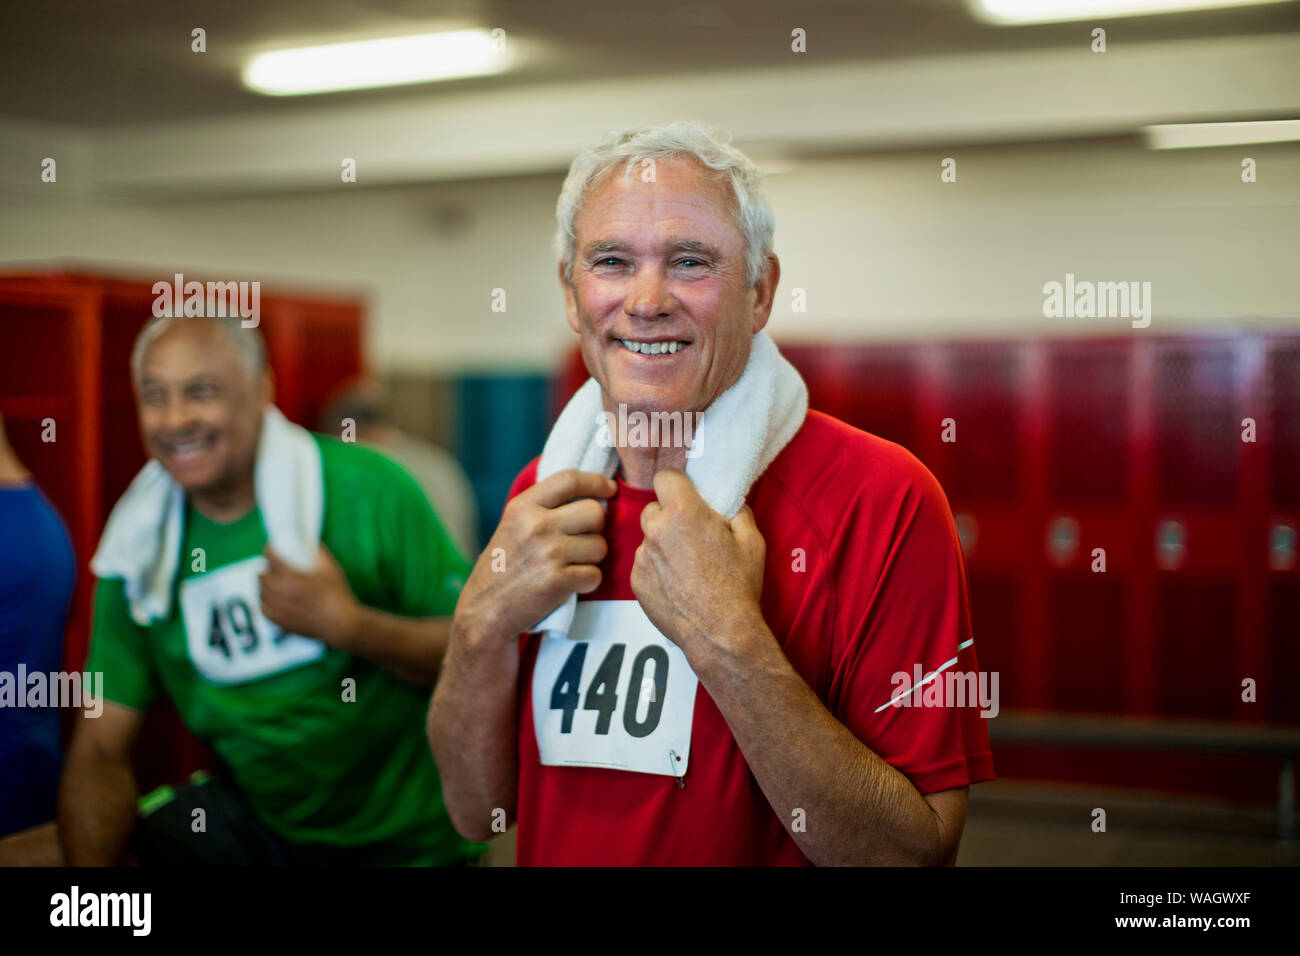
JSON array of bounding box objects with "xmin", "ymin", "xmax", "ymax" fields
[
  {"xmin": 60, "ymin": 315, "xmax": 482, "ymax": 866},
  {"xmin": 429, "ymin": 121, "xmax": 994, "ymax": 866}
]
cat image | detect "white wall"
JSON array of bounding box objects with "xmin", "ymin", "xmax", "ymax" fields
[
  {"xmin": 763, "ymin": 138, "xmax": 1300, "ymax": 342},
  {"xmin": 2, "ymin": 135, "xmax": 1296, "ymax": 375}
]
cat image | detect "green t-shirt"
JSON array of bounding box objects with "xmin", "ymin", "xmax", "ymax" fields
[{"xmin": 86, "ymin": 436, "xmax": 484, "ymax": 866}]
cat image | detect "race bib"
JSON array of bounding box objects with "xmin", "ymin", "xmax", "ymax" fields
[
  {"xmin": 178, "ymin": 555, "xmax": 326, "ymax": 685},
  {"xmin": 532, "ymin": 600, "xmax": 699, "ymax": 779}
]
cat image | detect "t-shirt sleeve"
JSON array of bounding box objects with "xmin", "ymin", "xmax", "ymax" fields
[
  {"xmin": 829, "ymin": 468, "xmax": 995, "ymax": 796},
  {"xmin": 84, "ymin": 578, "xmax": 162, "ymax": 712},
  {"xmin": 505, "ymin": 457, "xmax": 541, "ymax": 504},
  {"xmin": 376, "ymin": 457, "xmax": 473, "ymax": 618}
]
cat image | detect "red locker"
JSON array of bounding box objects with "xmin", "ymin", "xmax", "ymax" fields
[{"xmin": 0, "ymin": 279, "xmax": 102, "ymax": 679}]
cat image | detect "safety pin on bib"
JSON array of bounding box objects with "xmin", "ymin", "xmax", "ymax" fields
[{"xmin": 667, "ymin": 749, "xmax": 685, "ymax": 788}]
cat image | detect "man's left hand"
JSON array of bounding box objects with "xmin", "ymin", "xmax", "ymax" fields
[
  {"xmin": 630, "ymin": 469, "xmax": 767, "ymax": 667},
  {"xmin": 260, "ymin": 543, "xmax": 360, "ymax": 649}
]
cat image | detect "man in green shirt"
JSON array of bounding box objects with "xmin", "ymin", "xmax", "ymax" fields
[{"xmin": 59, "ymin": 314, "xmax": 482, "ymax": 866}]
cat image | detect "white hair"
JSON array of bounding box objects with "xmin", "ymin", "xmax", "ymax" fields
[
  {"xmin": 130, "ymin": 315, "xmax": 266, "ymax": 386},
  {"xmin": 554, "ymin": 121, "xmax": 775, "ymax": 287}
]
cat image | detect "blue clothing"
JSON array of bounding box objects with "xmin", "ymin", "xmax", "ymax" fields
[{"xmin": 0, "ymin": 482, "xmax": 76, "ymax": 836}]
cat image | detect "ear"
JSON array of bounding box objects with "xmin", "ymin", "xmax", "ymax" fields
[
  {"xmin": 750, "ymin": 254, "xmax": 780, "ymax": 334},
  {"xmin": 559, "ymin": 260, "xmax": 581, "ymax": 336}
]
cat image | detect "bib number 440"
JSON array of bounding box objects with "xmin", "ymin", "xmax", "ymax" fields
[
  {"xmin": 550, "ymin": 642, "xmax": 669, "ymax": 738},
  {"xmin": 531, "ymin": 600, "xmax": 698, "ymax": 777}
]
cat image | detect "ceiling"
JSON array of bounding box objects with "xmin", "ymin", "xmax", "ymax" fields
[{"xmin": 5, "ymin": 0, "xmax": 1300, "ymax": 127}]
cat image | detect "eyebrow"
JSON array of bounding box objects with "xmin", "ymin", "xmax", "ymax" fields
[
  {"xmin": 672, "ymin": 239, "xmax": 723, "ymax": 259},
  {"xmin": 580, "ymin": 238, "xmax": 725, "ymax": 259},
  {"xmin": 581, "ymin": 240, "xmax": 628, "ymax": 258},
  {"xmin": 138, "ymin": 374, "xmax": 218, "ymax": 389}
]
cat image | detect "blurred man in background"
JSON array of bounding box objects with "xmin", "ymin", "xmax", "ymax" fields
[
  {"xmin": 59, "ymin": 315, "xmax": 482, "ymax": 866},
  {"xmin": 319, "ymin": 380, "xmax": 479, "ymax": 559},
  {"xmin": 0, "ymin": 414, "xmax": 76, "ymax": 860}
]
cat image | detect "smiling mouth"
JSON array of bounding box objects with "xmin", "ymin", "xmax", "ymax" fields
[
  {"xmin": 616, "ymin": 338, "xmax": 689, "ymax": 355},
  {"xmin": 160, "ymin": 434, "xmax": 216, "ymax": 464}
]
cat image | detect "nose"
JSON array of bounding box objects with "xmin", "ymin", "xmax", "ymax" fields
[
  {"xmin": 624, "ymin": 265, "xmax": 676, "ymax": 320},
  {"xmin": 159, "ymin": 393, "xmax": 197, "ymax": 434}
]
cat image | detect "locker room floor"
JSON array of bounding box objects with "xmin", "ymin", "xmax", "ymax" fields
[
  {"xmin": 957, "ymin": 779, "xmax": 1300, "ymax": 866},
  {"xmin": 479, "ymin": 781, "xmax": 1300, "ymax": 866}
]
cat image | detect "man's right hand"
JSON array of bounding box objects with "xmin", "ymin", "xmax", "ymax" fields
[{"xmin": 454, "ymin": 469, "xmax": 617, "ymax": 641}]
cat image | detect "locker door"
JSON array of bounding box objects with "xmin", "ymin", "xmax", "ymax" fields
[
  {"xmin": 1044, "ymin": 340, "xmax": 1132, "ymax": 714},
  {"xmin": 1151, "ymin": 337, "xmax": 1243, "ymax": 720},
  {"xmin": 936, "ymin": 343, "xmax": 1024, "ymax": 504},
  {"xmin": 1265, "ymin": 336, "xmax": 1300, "ymax": 723},
  {"xmin": 938, "ymin": 342, "xmax": 1036, "ymax": 707}
]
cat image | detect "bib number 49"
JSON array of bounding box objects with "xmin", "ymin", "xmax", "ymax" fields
[
  {"xmin": 207, "ymin": 597, "xmax": 287, "ymax": 658},
  {"xmin": 550, "ymin": 642, "xmax": 669, "ymax": 738},
  {"xmin": 179, "ymin": 555, "xmax": 325, "ymax": 685}
]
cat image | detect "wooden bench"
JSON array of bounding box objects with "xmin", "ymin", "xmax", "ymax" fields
[{"xmin": 988, "ymin": 710, "xmax": 1300, "ymax": 842}]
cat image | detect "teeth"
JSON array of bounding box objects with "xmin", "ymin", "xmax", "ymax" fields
[{"xmin": 619, "ymin": 339, "xmax": 685, "ymax": 355}]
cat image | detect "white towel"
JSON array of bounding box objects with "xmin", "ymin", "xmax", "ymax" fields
[
  {"xmin": 534, "ymin": 330, "xmax": 808, "ymax": 637},
  {"xmin": 90, "ymin": 405, "xmax": 324, "ymax": 627}
]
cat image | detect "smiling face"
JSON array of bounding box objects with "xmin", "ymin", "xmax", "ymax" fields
[
  {"xmin": 562, "ymin": 156, "xmax": 779, "ymax": 419},
  {"xmin": 135, "ymin": 319, "xmax": 270, "ymax": 498}
]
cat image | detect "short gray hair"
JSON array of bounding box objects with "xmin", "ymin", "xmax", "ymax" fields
[
  {"xmin": 554, "ymin": 121, "xmax": 775, "ymax": 287},
  {"xmin": 130, "ymin": 315, "xmax": 266, "ymax": 386}
]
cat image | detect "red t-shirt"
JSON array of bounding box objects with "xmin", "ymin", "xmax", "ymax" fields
[{"xmin": 511, "ymin": 409, "xmax": 995, "ymax": 865}]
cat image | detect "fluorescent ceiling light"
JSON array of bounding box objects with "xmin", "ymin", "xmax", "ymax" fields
[
  {"xmin": 1143, "ymin": 119, "xmax": 1300, "ymax": 148},
  {"xmin": 243, "ymin": 29, "xmax": 514, "ymax": 96},
  {"xmin": 970, "ymin": 0, "xmax": 1293, "ymax": 25}
]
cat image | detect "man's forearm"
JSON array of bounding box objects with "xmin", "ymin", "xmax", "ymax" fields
[
  {"xmin": 335, "ymin": 607, "xmax": 452, "ymax": 686},
  {"xmin": 58, "ymin": 751, "xmax": 139, "ymax": 866},
  {"xmin": 427, "ymin": 618, "xmax": 521, "ymax": 842},
  {"xmin": 694, "ymin": 619, "xmax": 947, "ymax": 866}
]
